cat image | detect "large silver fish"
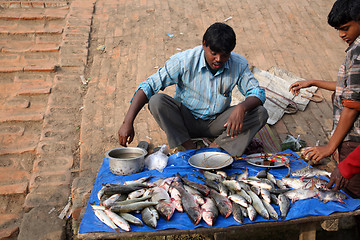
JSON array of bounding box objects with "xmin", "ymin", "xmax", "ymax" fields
[
  {"xmin": 141, "ymin": 207, "xmax": 157, "ymax": 228},
  {"xmin": 232, "ymin": 202, "xmax": 244, "ymax": 223},
  {"xmin": 104, "ymin": 210, "xmax": 131, "ymax": 232},
  {"xmin": 284, "ymin": 189, "xmax": 318, "ymax": 202},
  {"xmin": 110, "ymin": 201, "xmax": 158, "ymax": 213},
  {"xmin": 201, "ymin": 197, "xmax": 218, "ymax": 226},
  {"xmin": 151, "ymin": 186, "xmax": 175, "ymax": 221},
  {"xmin": 262, "ymin": 200, "xmax": 278, "ymax": 220},
  {"xmin": 179, "ymin": 175, "xmax": 210, "ymax": 196},
  {"xmin": 209, "ymin": 189, "xmax": 232, "ymax": 218},
  {"xmin": 282, "ymin": 177, "xmax": 307, "ymax": 189},
  {"xmin": 278, "ymin": 194, "xmax": 290, "ymax": 219},
  {"xmin": 291, "ymin": 165, "xmax": 331, "ymax": 178},
  {"xmin": 94, "ymin": 209, "xmax": 121, "ymax": 232},
  {"xmin": 247, "ymin": 190, "xmax": 269, "ymax": 220},
  {"xmin": 120, "ymin": 213, "xmax": 143, "ymax": 226}
]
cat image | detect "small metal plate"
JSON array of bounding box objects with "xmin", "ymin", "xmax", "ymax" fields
[
  {"xmin": 245, "ymin": 153, "xmax": 290, "ymax": 168},
  {"xmin": 188, "ymin": 152, "xmax": 234, "ymax": 170}
]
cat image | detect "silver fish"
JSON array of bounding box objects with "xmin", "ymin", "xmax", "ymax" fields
[
  {"xmin": 241, "ymin": 179, "xmax": 273, "ymax": 190},
  {"xmin": 110, "ymin": 201, "xmax": 158, "ymax": 212},
  {"xmin": 278, "ymin": 194, "xmax": 290, "ymax": 219},
  {"xmin": 247, "ymin": 204, "xmax": 257, "ymax": 221},
  {"xmin": 291, "ymin": 165, "xmax": 331, "ymax": 178},
  {"xmin": 209, "ymin": 189, "xmax": 232, "ymax": 218},
  {"xmin": 262, "ymin": 200, "xmax": 278, "ymax": 220},
  {"xmin": 184, "ymin": 185, "xmax": 205, "ymax": 205},
  {"xmin": 216, "ymin": 170, "xmax": 228, "ymax": 179},
  {"xmin": 228, "ymin": 194, "xmax": 249, "ymax": 208},
  {"xmin": 247, "ymin": 190, "xmax": 269, "ymax": 220},
  {"xmin": 127, "ymin": 189, "xmax": 146, "ymax": 199},
  {"xmin": 222, "ymin": 180, "xmax": 242, "ymax": 191},
  {"xmin": 267, "ymin": 172, "xmax": 277, "ymax": 184},
  {"xmin": 179, "ymin": 174, "xmax": 210, "ymax": 196},
  {"xmin": 97, "ymin": 184, "xmax": 106, "ymax": 201},
  {"xmin": 238, "ymin": 189, "xmax": 252, "ymax": 204},
  {"xmin": 141, "ymin": 207, "xmax": 157, "ymax": 228},
  {"xmin": 104, "ymin": 210, "xmax": 131, "ymax": 232},
  {"xmin": 170, "ymin": 186, "xmax": 183, "ymax": 212},
  {"xmin": 120, "ymin": 212, "xmax": 143, "ymax": 226},
  {"xmin": 232, "ymin": 202, "xmax": 244, "ymax": 223},
  {"xmin": 151, "ymin": 187, "xmax": 175, "ymax": 221},
  {"xmin": 275, "ymin": 179, "xmax": 287, "ymax": 189},
  {"xmin": 102, "ymin": 193, "xmax": 121, "ymax": 208},
  {"xmin": 260, "ymin": 188, "xmax": 271, "ymax": 203},
  {"xmin": 94, "ymin": 209, "xmax": 121, "ymax": 232},
  {"xmin": 124, "ymin": 176, "xmax": 153, "ymax": 185},
  {"xmin": 114, "ymin": 195, "xmax": 151, "ymax": 205},
  {"xmin": 256, "ymin": 169, "xmax": 268, "ymax": 178},
  {"xmin": 236, "ymin": 167, "xmax": 249, "ymax": 181},
  {"xmin": 317, "ymin": 190, "xmax": 347, "ymax": 203},
  {"xmin": 201, "ymin": 170, "xmax": 224, "ymax": 181},
  {"xmin": 218, "ymin": 181, "xmax": 229, "ymax": 197},
  {"xmin": 284, "ymin": 189, "xmax": 318, "ymax": 202},
  {"xmin": 282, "ymin": 177, "xmax": 307, "ymax": 189},
  {"xmin": 201, "ymin": 197, "xmax": 218, "ymax": 226}
]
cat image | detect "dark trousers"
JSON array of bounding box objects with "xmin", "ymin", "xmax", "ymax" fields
[
  {"xmin": 339, "ymin": 141, "xmax": 360, "ymax": 198},
  {"xmin": 148, "ymin": 93, "xmax": 268, "ymax": 156}
]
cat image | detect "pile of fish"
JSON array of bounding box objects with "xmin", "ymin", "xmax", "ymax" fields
[{"xmin": 90, "ymin": 164, "xmax": 347, "ymax": 232}]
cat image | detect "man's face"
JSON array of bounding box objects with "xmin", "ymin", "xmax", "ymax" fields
[
  {"xmin": 336, "ymin": 20, "xmax": 360, "ymax": 46},
  {"xmin": 202, "ymin": 42, "xmax": 231, "ymax": 70}
]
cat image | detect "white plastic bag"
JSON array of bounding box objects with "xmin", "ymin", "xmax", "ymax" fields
[{"xmin": 144, "ymin": 145, "xmax": 169, "ymax": 172}]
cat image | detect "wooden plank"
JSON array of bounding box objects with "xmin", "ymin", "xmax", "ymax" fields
[{"xmin": 299, "ymin": 222, "xmax": 317, "ymax": 240}]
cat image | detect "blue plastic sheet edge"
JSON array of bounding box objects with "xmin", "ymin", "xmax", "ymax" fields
[{"xmin": 79, "ymin": 148, "xmax": 360, "ymax": 234}]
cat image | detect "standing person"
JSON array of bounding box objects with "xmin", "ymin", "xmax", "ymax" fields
[
  {"xmin": 118, "ymin": 22, "xmax": 268, "ymax": 156},
  {"xmin": 289, "ymin": 0, "xmax": 360, "ymax": 196}
]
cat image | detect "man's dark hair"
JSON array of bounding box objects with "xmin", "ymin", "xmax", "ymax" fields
[
  {"xmin": 203, "ymin": 22, "xmax": 236, "ymax": 53},
  {"xmin": 328, "ymin": 0, "xmax": 360, "ymax": 27}
]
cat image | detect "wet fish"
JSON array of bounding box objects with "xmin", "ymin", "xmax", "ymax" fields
[
  {"xmin": 94, "ymin": 209, "xmax": 121, "ymax": 232},
  {"xmin": 170, "ymin": 186, "xmax": 183, "ymax": 212},
  {"xmin": 278, "ymin": 194, "xmax": 290, "ymax": 219},
  {"xmin": 124, "ymin": 176, "xmax": 153, "ymax": 185},
  {"xmin": 141, "ymin": 207, "xmax": 157, "ymax": 228},
  {"xmin": 103, "ymin": 183, "xmax": 146, "ymax": 195},
  {"xmin": 228, "ymin": 194, "xmax": 249, "ymax": 208},
  {"xmin": 216, "ymin": 170, "xmax": 228, "ymax": 179},
  {"xmin": 269, "ymin": 188, "xmax": 291, "ymax": 195},
  {"xmin": 241, "ymin": 179, "xmax": 273, "ymax": 190},
  {"xmin": 222, "ymin": 180, "xmax": 242, "ymax": 191},
  {"xmin": 102, "ymin": 193, "xmax": 121, "ymax": 208},
  {"xmin": 201, "ymin": 170, "xmax": 224, "ymax": 181},
  {"xmin": 284, "ymin": 189, "xmax": 318, "ymax": 202},
  {"xmin": 110, "ymin": 201, "xmax": 158, "ymax": 213},
  {"xmin": 104, "ymin": 210, "xmax": 131, "ymax": 232},
  {"xmin": 270, "ymin": 193, "xmax": 279, "ymax": 205},
  {"xmin": 236, "ymin": 166, "xmax": 249, "ymax": 181},
  {"xmin": 209, "ymin": 189, "xmax": 232, "ymax": 218},
  {"xmin": 179, "ymin": 175, "xmax": 210, "ymax": 196},
  {"xmin": 247, "ymin": 190, "xmax": 269, "ymax": 220},
  {"xmin": 151, "ymin": 187, "xmax": 175, "ymax": 221},
  {"xmin": 217, "ymin": 181, "xmax": 229, "ymax": 197},
  {"xmin": 149, "ymin": 206, "xmax": 159, "ymax": 219},
  {"xmin": 201, "ymin": 197, "xmax": 218, "ymax": 226},
  {"xmin": 238, "ymin": 189, "xmax": 252, "ymax": 204},
  {"xmin": 239, "ymin": 204, "xmax": 248, "ymax": 218},
  {"xmin": 317, "ymin": 190, "xmax": 347, "ymax": 203},
  {"xmin": 303, "ymin": 177, "xmax": 329, "ymax": 189},
  {"xmin": 184, "ymin": 185, "xmax": 205, "ymax": 205},
  {"xmin": 172, "ymin": 182, "xmax": 201, "ymax": 225},
  {"xmin": 267, "ymin": 171, "xmax": 277, "ymax": 185},
  {"xmin": 291, "ymin": 165, "xmax": 331, "ymax": 178},
  {"xmin": 159, "ymin": 176, "xmax": 180, "ymax": 192},
  {"xmin": 282, "ymin": 177, "xmax": 307, "ymax": 189},
  {"xmin": 260, "ymin": 188, "xmax": 271, "ymax": 203},
  {"xmin": 97, "ymin": 184, "xmax": 106, "ymax": 201},
  {"xmin": 256, "ymin": 169, "xmax": 268, "ymax": 178},
  {"xmin": 232, "ymin": 202, "xmax": 244, "ymax": 223},
  {"xmin": 113, "ymin": 195, "xmax": 151, "ymax": 206},
  {"xmin": 275, "ymin": 179, "xmax": 287, "ymax": 189},
  {"xmin": 120, "ymin": 213, "xmax": 143, "ymax": 226},
  {"xmin": 127, "ymin": 189, "xmax": 146, "ymax": 199},
  {"xmin": 250, "ymin": 185, "xmax": 261, "ymax": 195},
  {"xmin": 262, "ymin": 200, "xmax": 278, "ymax": 220},
  {"xmin": 247, "ymin": 204, "xmax": 257, "ymax": 221},
  {"xmin": 202, "ymin": 178, "xmax": 220, "ymax": 192}
]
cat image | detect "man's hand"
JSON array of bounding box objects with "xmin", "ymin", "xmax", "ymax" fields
[
  {"xmin": 326, "ymin": 167, "xmax": 349, "ymax": 191},
  {"xmin": 224, "ymin": 104, "xmax": 245, "ymax": 138},
  {"xmin": 304, "ymin": 145, "xmax": 334, "ymax": 163},
  {"xmin": 118, "ymin": 122, "xmax": 135, "ymax": 147},
  {"xmin": 288, "ymin": 80, "xmax": 313, "ymax": 96}
]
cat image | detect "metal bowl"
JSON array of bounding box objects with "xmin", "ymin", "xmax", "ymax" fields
[{"xmin": 105, "ymin": 147, "xmax": 147, "ymax": 175}]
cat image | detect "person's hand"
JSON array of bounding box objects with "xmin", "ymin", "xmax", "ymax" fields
[
  {"xmin": 224, "ymin": 104, "xmax": 245, "ymax": 138},
  {"xmin": 118, "ymin": 122, "xmax": 135, "ymax": 147},
  {"xmin": 289, "ymin": 80, "xmax": 313, "ymax": 96},
  {"xmin": 304, "ymin": 145, "xmax": 334, "ymax": 163},
  {"xmin": 326, "ymin": 167, "xmax": 349, "ymax": 191}
]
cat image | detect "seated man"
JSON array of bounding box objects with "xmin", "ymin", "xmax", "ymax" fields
[{"xmin": 118, "ymin": 22, "xmax": 268, "ymax": 156}]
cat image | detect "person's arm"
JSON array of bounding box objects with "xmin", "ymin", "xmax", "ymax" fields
[
  {"xmin": 225, "ymin": 96, "xmax": 262, "ymax": 138},
  {"xmin": 289, "ymin": 80, "xmax": 336, "ymax": 95},
  {"xmin": 118, "ymin": 89, "xmax": 148, "ymax": 146},
  {"xmin": 305, "ymin": 106, "xmax": 358, "ymax": 162}
]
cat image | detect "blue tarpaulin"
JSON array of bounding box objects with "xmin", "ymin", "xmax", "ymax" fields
[{"xmin": 79, "ymin": 149, "xmax": 360, "ymax": 234}]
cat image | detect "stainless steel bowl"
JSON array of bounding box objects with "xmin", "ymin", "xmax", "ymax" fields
[{"xmin": 106, "ymin": 147, "xmax": 147, "ymax": 175}]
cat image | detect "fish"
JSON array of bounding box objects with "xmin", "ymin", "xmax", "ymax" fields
[
  {"xmin": 241, "ymin": 179, "xmax": 273, "ymax": 190},
  {"xmin": 172, "ymin": 181, "xmax": 202, "ymax": 225},
  {"xmin": 184, "ymin": 185, "xmax": 205, "ymax": 205},
  {"xmin": 239, "ymin": 204, "xmax": 248, "ymax": 218},
  {"xmin": 94, "ymin": 209, "xmax": 121, "ymax": 232},
  {"xmin": 120, "ymin": 213, "xmax": 143, "ymax": 226},
  {"xmin": 284, "ymin": 189, "xmax": 318, "ymax": 202},
  {"xmin": 247, "ymin": 190, "xmax": 269, "ymax": 220},
  {"xmin": 267, "ymin": 171, "xmax": 277, "ymax": 184},
  {"xmin": 262, "ymin": 200, "xmax": 278, "ymax": 220},
  {"xmin": 275, "ymin": 179, "xmax": 287, "ymax": 189},
  {"xmin": 260, "ymin": 188, "xmax": 271, "ymax": 203},
  {"xmin": 228, "ymin": 194, "xmax": 249, "ymax": 208},
  {"xmin": 238, "ymin": 189, "xmax": 252, "ymax": 204},
  {"xmin": 282, "ymin": 177, "xmax": 307, "ymax": 189},
  {"xmin": 209, "ymin": 189, "xmax": 232, "ymax": 218},
  {"xmin": 151, "ymin": 186, "xmax": 175, "ymax": 221},
  {"xmin": 303, "ymin": 177, "xmax": 329, "ymax": 189},
  {"xmin": 110, "ymin": 201, "xmax": 158, "ymax": 213},
  {"xmin": 169, "ymin": 186, "xmax": 183, "ymax": 212},
  {"xmin": 246, "ymin": 204, "xmax": 257, "ymax": 221},
  {"xmin": 250, "ymin": 185, "xmax": 261, "ymax": 195},
  {"xmin": 278, "ymin": 194, "xmax": 290, "ymax": 219},
  {"xmin": 269, "ymin": 188, "xmax": 291, "ymax": 195},
  {"xmin": 127, "ymin": 189, "xmax": 146, "ymax": 199},
  {"xmin": 104, "ymin": 210, "xmax": 131, "ymax": 232},
  {"xmin": 201, "ymin": 170, "xmax": 224, "ymax": 181},
  {"xmin": 201, "ymin": 178, "xmax": 220, "ymax": 192},
  {"xmin": 236, "ymin": 166, "xmax": 249, "ymax": 181},
  {"xmin": 179, "ymin": 174, "xmax": 210, "ymax": 196},
  {"xmin": 159, "ymin": 176, "xmax": 180, "ymax": 192},
  {"xmin": 97, "ymin": 184, "xmax": 106, "ymax": 201},
  {"xmin": 216, "ymin": 170, "xmax": 228, "ymax": 179},
  {"xmin": 217, "ymin": 181, "xmax": 229, "ymax": 197},
  {"xmin": 141, "ymin": 207, "xmax": 157, "ymax": 228},
  {"xmin": 113, "ymin": 195, "xmax": 151, "ymax": 206},
  {"xmin": 102, "ymin": 193, "xmax": 121, "ymax": 208},
  {"xmin": 291, "ymin": 165, "xmax": 331, "ymax": 178},
  {"xmin": 256, "ymin": 168, "xmax": 268, "ymax": 178},
  {"xmin": 222, "ymin": 180, "xmax": 242, "ymax": 191},
  {"xmin": 124, "ymin": 176, "xmax": 153, "ymax": 185},
  {"xmin": 232, "ymin": 202, "xmax": 244, "ymax": 223},
  {"xmin": 270, "ymin": 194, "xmax": 279, "ymax": 205},
  {"xmin": 317, "ymin": 190, "xmax": 347, "ymax": 203},
  {"xmin": 103, "ymin": 183, "xmax": 147, "ymax": 195},
  {"xmin": 201, "ymin": 197, "xmax": 218, "ymax": 226}
]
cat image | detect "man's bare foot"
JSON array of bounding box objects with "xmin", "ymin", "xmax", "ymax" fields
[
  {"xmin": 209, "ymin": 141, "xmax": 221, "ymax": 149},
  {"xmin": 181, "ymin": 139, "xmax": 197, "ymax": 150}
]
